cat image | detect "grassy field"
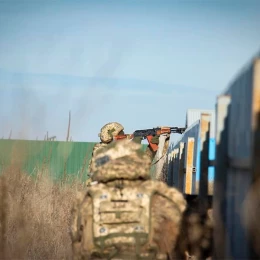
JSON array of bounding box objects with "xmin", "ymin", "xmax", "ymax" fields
[
  {"xmin": 0, "ymin": 166, "xmax": 85, "ymax": 259},
  {"xmin": 0, "ymin": 160, "xmax": 215, "ymax": 259}
]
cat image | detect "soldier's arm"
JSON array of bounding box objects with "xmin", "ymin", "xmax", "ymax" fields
[{"xmin": 132, "ymin": 136, "xmax": 156, "ymax": 164}]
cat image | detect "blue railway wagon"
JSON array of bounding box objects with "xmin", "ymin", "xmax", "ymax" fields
[{"xmin": 167, "ymin": 109, "xmax": 216, "ymax": 195}]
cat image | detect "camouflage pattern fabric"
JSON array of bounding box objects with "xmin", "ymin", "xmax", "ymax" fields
[
  {"xmin": 71, "ymin": 180, "xmax": 187, "ymax": 260},
  {"xmin": 88, "ymin": 126, "xmax": 164, "ymax": 185},
  {"xmin": 133, "ymin": 132, "xmax": 171, "ymax": 181},
  {"xmin": 91, "ymin": 139, "xmax": 151, "ymax": 182},
  {"xmin": 145, "ymin": 146, "xmax": 157, "ymax": 165},
  {"xmin": 87, "ymin": 122, "xmax": 124, "ymax": 184},
  {"xmin": 71, "ymin": 140, "xmax": 187, "ymax": 260},
  {"xmin": 132, "ymin": 136, "xmax": 157, "ymax": 165},
  {"xmin": 88, "ymin": 143, "xmax": 108, "ymax": 180},
  {"xmin": 98, "ymin": 122, "xmax": 124, "ymax": 143}
]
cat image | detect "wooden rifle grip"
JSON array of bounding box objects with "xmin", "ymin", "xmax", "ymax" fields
[{"xmin": 146, "ymin": 135, "xmax": 158, "ymax": 152}]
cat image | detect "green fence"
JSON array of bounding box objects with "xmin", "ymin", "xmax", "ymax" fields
[{"xmin": 0, "ymin": 139, "xmax": 148, "ymax": 182}]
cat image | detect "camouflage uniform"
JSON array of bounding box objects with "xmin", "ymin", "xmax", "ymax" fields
[
  {"xmin": 71, "ymin": 139, "xmax": 187, "ymax": 260},
  {"xmin": 133, "ymin": 132, "xmax": 171, "ymax": 182},
  {"xmin": 87, "ymin": 123, "xmax": 162, "ymax": 186},
  {"xmin": 132, "ymin": 135, "xmax": 159, "ymax": 165},
  {"xmin": 87, "ymin": 122, "xmax": 124, "ymax": 185}
]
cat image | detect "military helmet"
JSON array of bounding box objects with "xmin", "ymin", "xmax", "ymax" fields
[
  {"xmin": 91, "ymin": 139, "xmax": 151, "ymax": 182},
  {"xmin": 98, "ymin": 122, "xmax": 124, "ymax": 143}
]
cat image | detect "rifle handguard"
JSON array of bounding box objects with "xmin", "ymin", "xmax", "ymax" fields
[{"xmin": 155, "ymin": 127, "xmax": 171, "ymax": 135}]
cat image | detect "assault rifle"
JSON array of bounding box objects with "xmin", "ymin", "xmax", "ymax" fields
[{"xmin": 114, "ymin": 126, "xmax": 186, "ymax": 152}]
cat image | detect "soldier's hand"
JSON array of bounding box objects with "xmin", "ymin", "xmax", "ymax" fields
[{"xmin": 150, "ymin": 135, "xmax": 159, "ymax": 144}]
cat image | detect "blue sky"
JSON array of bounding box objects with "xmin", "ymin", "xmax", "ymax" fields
[{"xmin": 0, "ymin": 0, "xmax": 260, "ymax": 142}]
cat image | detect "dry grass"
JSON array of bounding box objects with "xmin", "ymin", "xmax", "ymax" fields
[
  {"xmin": 0, "ymin": 163, "xmax": 215, "ymax": 260},
  {"xmin": 0, "ymin": 165, "xmax": 85, "ymax": 260}
]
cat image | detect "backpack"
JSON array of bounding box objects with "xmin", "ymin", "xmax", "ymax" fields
[{"xmin": 72, "ymin": 180, "xmax": 186, "ymax": 260}]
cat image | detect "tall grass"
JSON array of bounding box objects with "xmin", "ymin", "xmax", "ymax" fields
[{"xmin": 0, "ymin": 165, "xmax": 85, "ymax": 260}]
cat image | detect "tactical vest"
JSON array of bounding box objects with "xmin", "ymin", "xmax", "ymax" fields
[
  {"xmin": 88, "ymin": 143, "xmax": 108, "ymax": 174},
  {"xmin": 86, "ymin": 181, "xmax": 168, "ymax": 260}
]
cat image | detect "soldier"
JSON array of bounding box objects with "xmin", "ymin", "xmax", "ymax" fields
[
  {"xmin": 71, "ymin": 139, "xmax": 187, "ymax": 260},
  {"xmin": 88, "ymin": 122, "xmax": 125, "ymax": 173},
  {"xmin": 87, "ymin": 122, "xmax": 162, "ymax": 186},
  {"xmin": 87, "ymin": 122, "xmax": 125, "ymax": 186}
]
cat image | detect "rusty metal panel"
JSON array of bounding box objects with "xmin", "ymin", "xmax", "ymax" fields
[{"xmin": 184, "ymin": 137, "xmax": 195, "ymax": 194}]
